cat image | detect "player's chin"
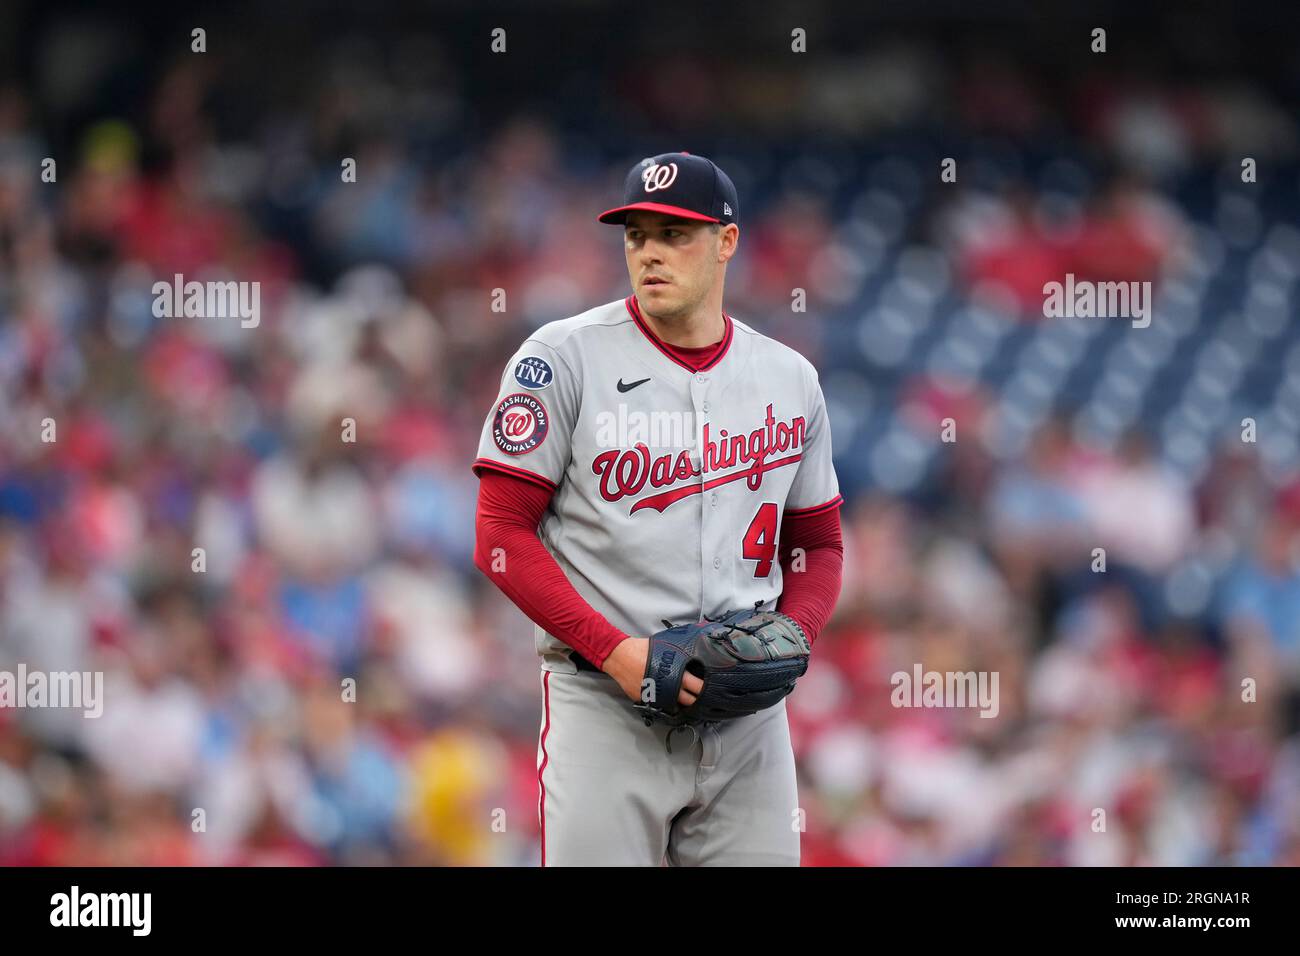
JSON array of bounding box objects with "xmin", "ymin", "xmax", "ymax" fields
[
  {"xmin": 637, "ymin": 287, "xmax": 671, "ymax": 312},
  {"xmin": 649, "ymin": 282, "xmax": 686, "ymax": 304}
]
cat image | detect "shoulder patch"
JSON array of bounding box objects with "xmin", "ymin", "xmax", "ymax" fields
[
  {"xmin": 513, "ymin": 355, "xmax": 555, "ymax": 390},
  {"xmin": 492, "ymin": 393, "xmax": 549, "ymax": 456}
]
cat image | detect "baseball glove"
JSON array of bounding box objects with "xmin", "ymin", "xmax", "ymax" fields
[{"xmin": 634, "ymin": 603, "xmax": 811, "ymax": 728}]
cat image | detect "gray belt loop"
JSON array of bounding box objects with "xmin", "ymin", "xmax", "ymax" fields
[
  {"xmin": 699, "ymin": 721, "xmax": 722, "ymax": 770},
  {"xmin": 665, "ymin": 723, "xmax": 699, "ymax": 755}
]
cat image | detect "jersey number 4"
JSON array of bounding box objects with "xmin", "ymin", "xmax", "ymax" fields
[{"xmin": 742, "ymin": 502, "xmax": 779, "ymax": 577}]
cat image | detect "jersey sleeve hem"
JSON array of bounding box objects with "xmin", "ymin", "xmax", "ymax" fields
[
  {"xmin": 784, "ymin": 494, "xmax": 843, "ymax": 518},
  {"xmin": 472, "ymin": 458, "xmax": 559, "ymax": 493}
]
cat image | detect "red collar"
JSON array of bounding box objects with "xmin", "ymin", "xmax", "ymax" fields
[{"xmin": 624, "ymin": 295, "xmax": 734, "ymax": 373}]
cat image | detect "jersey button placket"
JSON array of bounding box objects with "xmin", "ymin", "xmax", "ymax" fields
[{"xmin": 690, "ymin": 373, "xmax": 713, "ymax": 599}]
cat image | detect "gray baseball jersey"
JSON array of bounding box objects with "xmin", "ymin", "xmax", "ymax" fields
[{"xmin": 473, "ymin": 294, "xmax": 842, "ymax": 658}]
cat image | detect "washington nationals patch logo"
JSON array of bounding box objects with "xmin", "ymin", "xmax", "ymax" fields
[
  {"xmin": 642, "ymin": 162, "xmax": 678, "ymax": 193},
  {"xmin": 492, "ymin": 393, "xmax": 549, "ymax": 455}
]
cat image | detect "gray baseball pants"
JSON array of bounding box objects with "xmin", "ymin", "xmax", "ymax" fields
[{"xmin": 535, "ymin": 661, "xmax": 801, "ymax": 866}]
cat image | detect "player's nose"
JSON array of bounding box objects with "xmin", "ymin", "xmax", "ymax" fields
[{"xmin": 638, "ymin": 242, "xmax": 664, "ymax": 263}]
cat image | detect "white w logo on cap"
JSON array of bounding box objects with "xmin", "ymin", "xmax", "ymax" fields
[{"xmin": 641, "ymin": 163, "xmax": 678, "ymax": 193}]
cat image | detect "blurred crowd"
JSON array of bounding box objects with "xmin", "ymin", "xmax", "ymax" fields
[{"xmin": 1, "ymin": 14, "xmax": 1299, "ymax": 865}]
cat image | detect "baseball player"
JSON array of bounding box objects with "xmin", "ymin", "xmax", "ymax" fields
[{"xmin": 473, "ymin": 151, "xmax": 844, "ymax": 866}]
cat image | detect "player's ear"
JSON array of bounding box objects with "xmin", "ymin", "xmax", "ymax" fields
[{"xmin": 718, "ymin": 223, "xmax": 739, "ymax": 263}]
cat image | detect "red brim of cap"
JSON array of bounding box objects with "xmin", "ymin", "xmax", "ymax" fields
[{"xmin": 597, "ymin": 202, "xmax": 721, "ymax": 225}]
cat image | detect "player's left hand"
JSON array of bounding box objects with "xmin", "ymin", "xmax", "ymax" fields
[
  {"xmin": 678, "ymin": 671, "xmax": 704, "ymax": 706},
  {"xmin": 635, "ymin": 607, "xmax": 811, "ymax": 727},
  {"xmin": 604, "ymin": 636, "xmax": 702, "ymax": 707}
]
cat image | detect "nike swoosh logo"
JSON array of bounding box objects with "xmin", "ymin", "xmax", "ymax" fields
[{"xmin": 616, "ymin": 377, "xmax": 651, "ymax": 393}]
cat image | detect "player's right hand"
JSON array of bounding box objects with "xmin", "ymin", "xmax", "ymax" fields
[{"xmin": 603, "ymin": 636, "xmax": 703, "ymax": 707}]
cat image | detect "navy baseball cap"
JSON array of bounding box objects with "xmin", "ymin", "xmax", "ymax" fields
[{"xmin": 598, "ymin": 151, "xmax": 739, "ymax": 226}]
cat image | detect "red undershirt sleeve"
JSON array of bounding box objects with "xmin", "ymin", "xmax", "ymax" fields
[
  {"xmin": 473, "ymin": 466, "xmax": 631, "ymax": 667},
  {"xmin": 775, "ymin": 505, "xmax": 844, "ymax": 646}
]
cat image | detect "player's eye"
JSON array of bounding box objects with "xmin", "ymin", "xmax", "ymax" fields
[{"xmin": 663, "ymin": 229, "xmax": 681, "ymax": 238}]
